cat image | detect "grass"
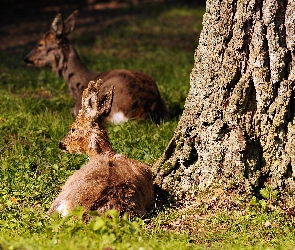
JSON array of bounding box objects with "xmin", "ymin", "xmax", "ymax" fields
[{"xmin": 0, "ymin": 1, "xmax": 295, "ymax": 249}]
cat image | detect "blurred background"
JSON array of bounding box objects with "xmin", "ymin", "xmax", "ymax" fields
[{"xmin": 0, "ymin": 0, "xmax": 205, "ymax": 51}]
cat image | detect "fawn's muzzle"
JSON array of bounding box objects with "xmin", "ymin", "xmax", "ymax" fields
[{"xmin": 59, "ymin": 141, "xmax": 67, "ymax": 151}]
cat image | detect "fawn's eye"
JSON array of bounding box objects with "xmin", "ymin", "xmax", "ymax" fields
[{"xmin": 71, "ymin": 128, "xmax": 76, "ymax": 132}]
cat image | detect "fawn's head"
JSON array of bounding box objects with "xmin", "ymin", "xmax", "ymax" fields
[
  {"xmin": 24, "ymin": 10, "xmax": 78, "ymax": 69},
  {"xmin": 59, "ymin": 80, "xmax": 115, "ymax": 157}
]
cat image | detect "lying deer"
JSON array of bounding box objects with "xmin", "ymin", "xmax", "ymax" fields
[
  {"xmin": 24, "ymin": 10, "xmax": 168, "ymax": 124},
  {"xmin": 48, "ymin": 80, "xmax": 153, "ymax": 217}
]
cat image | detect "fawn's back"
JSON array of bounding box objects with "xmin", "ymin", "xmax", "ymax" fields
[
  {"xmin": 49, "ymin": 154, "xmax": 153, "ymax": 217},
  {"xmin": 24, "ymin": 10, "xmax": 168, "ymax": 123}
]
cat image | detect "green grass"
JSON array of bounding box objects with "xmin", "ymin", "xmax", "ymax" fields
[{"xmin": 0, "ymin": 2, "xmax": 295, "ymax": 249}]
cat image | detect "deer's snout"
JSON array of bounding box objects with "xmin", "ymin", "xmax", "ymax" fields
[
  {"xmin": 59, "ymin": 141, "xmax": 67, "ymax": 151},
  {"xmin": 24, "ymin": 56, "xmax": 33, "ymax": 65}
]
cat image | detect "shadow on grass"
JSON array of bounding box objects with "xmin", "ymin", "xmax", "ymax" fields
[
  {"xmin": 147, "ymin": 184, "xmax": 176, "ymax": 216},
  {"xmin": 0, "ymin": 0, "xmax": 205, "ymax": 51}
]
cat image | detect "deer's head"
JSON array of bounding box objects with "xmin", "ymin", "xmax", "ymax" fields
[
  {"xmin": 24, "ymin": 10, "xmax": 78, "ymax": 69},
  {"xmin": 59, "ymin": 80, "xmax": 114, "ymax": 157}
]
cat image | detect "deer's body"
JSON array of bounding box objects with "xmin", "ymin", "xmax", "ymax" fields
[
  {"xmin": 49, "ymin": 153, "xmax": 153, "ymax": 217},
  {"xmin": 24, "ymin": 10, "xmax": 168, "ymax": 123},
  {"xmin": 49, "ymin": 80, "xmax": 153, "ymax": 217}
]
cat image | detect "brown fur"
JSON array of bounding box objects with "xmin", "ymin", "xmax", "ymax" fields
[
  {"xmin": 48, "ymin": 154, "xmax": 153, "ymax": 217},
  {"xmin": 49, "ymin": 80, "xmax": 153, "ymax": 217},
  {"xmin": 24, "ymin": 10, "xmax": 168, "ymax": 124}
]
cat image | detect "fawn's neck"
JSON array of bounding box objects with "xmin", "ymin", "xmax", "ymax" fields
[{"xmin": 88, "ymin": 128, "xmax": 116, "ymax": 159}]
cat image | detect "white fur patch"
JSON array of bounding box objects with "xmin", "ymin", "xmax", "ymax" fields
[
  {"xmin": 56, "ymin": 200, "xmax": 72, "ymax": 217},
  {"xmin": 110, "ymin": 112, "xmax": 128, "ymax": 124},
  {"xmin": 113, "ymin": 153, "xmax": 124, "ymax": 160}
]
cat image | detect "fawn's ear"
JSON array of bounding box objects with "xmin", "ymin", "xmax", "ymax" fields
[
  {"xmin": 64, "ymin": 10, "xmax": 78, "ymax": 35},
  {"xmin": 82, "ymin": 80, "xmax": 114, "ymax": 120},
  {"xmin": 51, "ymin": 13, "xmax": 64, "ymax": 36},
  {"xmin": 98, "ymin": 85, "xmax": 114, "ymax": 117}
]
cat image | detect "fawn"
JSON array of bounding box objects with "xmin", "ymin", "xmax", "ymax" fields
[
  {"xmin": 24, "ymin": 10, "xmax": 168, "ymax": 124},
  {"xmin": 48, "ymin": 80, "xmax": 153, "ymax": 217}
]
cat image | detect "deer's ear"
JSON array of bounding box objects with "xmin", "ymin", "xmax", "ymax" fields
[
  {"xmin": 99, "ymin": 85, "xmax": 114, "ymax": 116},
  {"xmin": 82, "ymin": 80, "xmax": 113, "ymax": 120},
  {"xmin": 51, "ymin": 13, "xmax": 64, "ymax": 36},
  {"xmin": 64, "ymin": 10, "xmax": 78, "ymax": 35}
]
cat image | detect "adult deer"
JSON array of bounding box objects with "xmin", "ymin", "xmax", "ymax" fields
[
  {"xmin": 24, "ymin": 10, "xmax": 168, "ymax": 124},
  {"xmin": 48, "ymin": 80, "xmax": 153, "ymax": 217}
]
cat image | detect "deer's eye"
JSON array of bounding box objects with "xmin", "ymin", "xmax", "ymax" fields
[{"xmin": 71, "ymin": 128, "xmax": 76, "ymax": 132}]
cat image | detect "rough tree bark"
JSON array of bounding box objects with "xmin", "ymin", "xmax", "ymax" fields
[{"xmin": 153, "ymin": 0, "xmax": 295, "ymax": 209}]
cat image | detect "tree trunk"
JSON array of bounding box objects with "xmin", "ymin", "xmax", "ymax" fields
[{"xmin": 153, "ymin": 0, "xmax": 295, "ymax": 209}]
